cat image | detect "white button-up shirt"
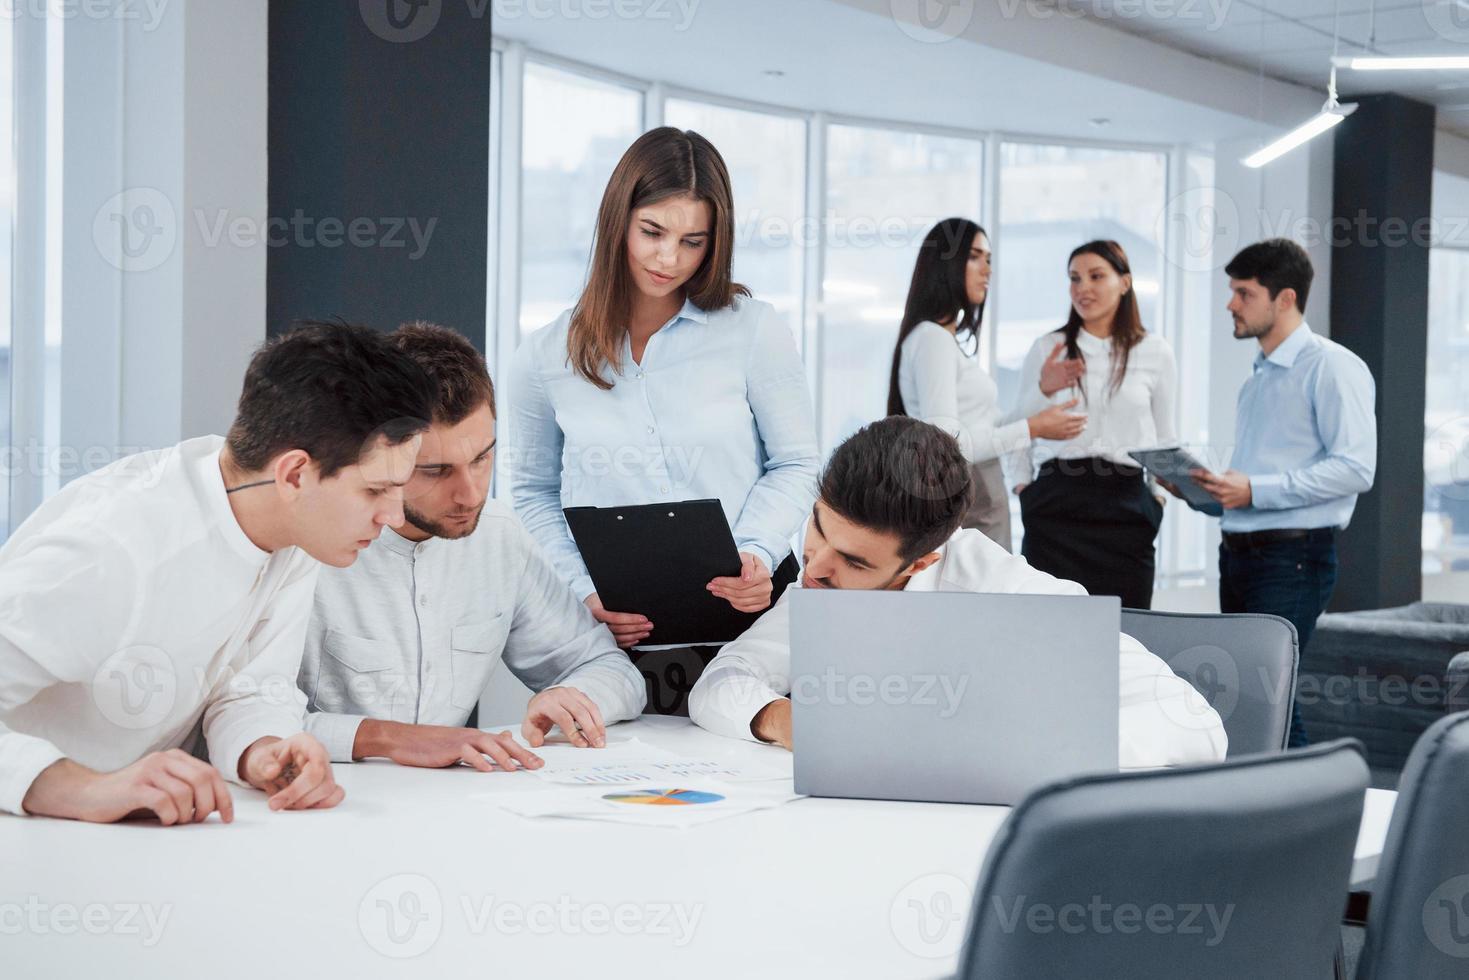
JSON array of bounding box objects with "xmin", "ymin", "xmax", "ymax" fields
[
  {"xmin": 299, "ymin": 500, "xmax": 646, "ymax": 761},
  {"xmin": 688, "ymin": 528, "xmax": 1227, "ymax": 768},
  {"xmin": 0, "ymin": 436, "xmax": 319, "ymax": 815},
  {"xmin": 508, "ymin": 295, "xmax": 820, "ymax": 601},
  {"xmin": 1009, "ymin": 329, "xmax": 1178, "ymax": 483},
  {"xmin": 898, "ymin": 321, "xmax": 1031, "ymax": 465}
]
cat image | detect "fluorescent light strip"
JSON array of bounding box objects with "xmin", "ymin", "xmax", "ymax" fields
[
  {"xmin": 1242, "ymin": 106, "xmax": 1355, "ymax": 169},
  {"xmin": 1336, "ymin": 55, "xmax": 1469, "ymax": 71}
]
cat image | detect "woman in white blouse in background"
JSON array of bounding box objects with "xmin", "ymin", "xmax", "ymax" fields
[
  {"xmin": 889, "ymin": 217, "xmax": 1086, "ymax": 550},
  {"xmin": 1010, "ymin": 239, "xmax": 1178, "ymax": 608}
]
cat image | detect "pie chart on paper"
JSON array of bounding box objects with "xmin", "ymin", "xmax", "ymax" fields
[{"xmin": 602, "ymin": 788, "xmax": 726, "ymax": 806}]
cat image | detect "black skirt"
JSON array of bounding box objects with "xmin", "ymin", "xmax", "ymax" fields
[{"xmin": 1019, "ymin": 457, "xmax": 1164, "ymax": 610}]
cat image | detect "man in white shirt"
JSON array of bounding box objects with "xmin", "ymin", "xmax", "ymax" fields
[
  {"xmin": 689, "ymin": 417, "xmax": 1227, "ymax": 767},
  {"xmin": 0, "ymin": 321, "xmax": 438, "ymax": 824},
  {"xmin": 299, "ymin": 323, "xmax": 645, "ymax": 771}
]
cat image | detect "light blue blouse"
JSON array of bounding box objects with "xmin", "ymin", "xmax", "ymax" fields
[{"xmin": 508, "ymin": 295, "xmax": 820, "ymax": 602}]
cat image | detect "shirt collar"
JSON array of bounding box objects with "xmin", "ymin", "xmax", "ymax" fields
[
  {"xmin": 1075, "ymin": 328, "xmax": 1111, "ymax": 353},
  {"xmin": 902, "ymin": 542, "xmax": 948, "ymax": 592},
  {"xmin": 198, "ymin": 440, "xmax": 273, "ymax": 565},
  {"xmin": 1257, "ymin": 321, "xmax": 1314, "ymax": 370},
  {"xmin": 375, "ymin": 524, "xmax": 432, "ymax": 557},
  {"xmin": 669, "ymin": 297, "xmax": 708, "ymax": 327}
]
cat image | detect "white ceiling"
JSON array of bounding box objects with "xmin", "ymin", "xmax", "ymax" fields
[
  {"xmin": 1059, "ymin": 0, "xmax": 1469, "ymax": 133},
  {"xmin": 492, "ymin": 0, "xmax": 1315, "ymax": 146}
]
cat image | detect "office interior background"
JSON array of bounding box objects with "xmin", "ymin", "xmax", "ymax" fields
[{"xmin": 0, "ymin": 0, "xmax": 1464, "ymax": 612}]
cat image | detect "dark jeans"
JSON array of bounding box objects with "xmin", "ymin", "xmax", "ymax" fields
[{"xmin": 1218, "ymin": 532, "xmax": 1338, "ymax": 748}]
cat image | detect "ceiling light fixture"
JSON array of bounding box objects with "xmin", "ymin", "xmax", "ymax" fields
[
  {"xmin": 1242, "ymin": 66, "xmax": 1357, "ymax": 168},
  {"xmin": 1335, "ymin": 54, "xmax": 1469, "ymax": 71}
]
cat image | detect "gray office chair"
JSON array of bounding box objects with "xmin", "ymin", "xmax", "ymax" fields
[
  {"xmin": 1121, "ymin": 609, "xmax": 1297, "ymax": 755},
  {"xmin": 1354, "ymin": 712, "xmax": 1469, "ymax": 979},
  {"xmin": 1446, "ymin": 652, "xmax": 1469, "ymax": 713},
  {"xmin": 956, "ymin": 740, "xmax": 1369, "ymax": 979}
]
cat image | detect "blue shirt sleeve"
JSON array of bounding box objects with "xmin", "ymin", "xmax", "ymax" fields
[{"xmin": 1248, "ymin": 349, "xmax": 1377, "ymax": 511}]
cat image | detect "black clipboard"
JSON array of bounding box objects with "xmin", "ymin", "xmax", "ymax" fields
[
  {"xmin": 564, "ymin": 498, "xmax": 786, "ymax": 647},
  {"xmin": 1127, "ymin": 447, "xmax": 1224, "ymax": 517}
]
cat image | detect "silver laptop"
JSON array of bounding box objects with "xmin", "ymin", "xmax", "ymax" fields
[{"xmin": 790, "ymin": 590, "xmax": 1120, "ymax": 806}]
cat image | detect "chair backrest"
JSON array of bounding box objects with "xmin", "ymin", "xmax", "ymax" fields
[
  {"xmin": 1445, "ymin": 652, "xmax": 1469, "ymax": 714},
  {"xmin": 1356, "ymin": 712, "xmax": 1469, "ymax": 979},
  {"xmin": 1121, "ymin": 609, "xmax": 1297, "ymax": 756},
  {"xmin": 957, "ymin": 740, "xmax": 1369, "ymax": 980}
]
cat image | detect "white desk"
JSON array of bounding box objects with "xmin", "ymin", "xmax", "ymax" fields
[{"xmin": 4, "ymin": 718, "xmax": 1395, "ymax": 979}]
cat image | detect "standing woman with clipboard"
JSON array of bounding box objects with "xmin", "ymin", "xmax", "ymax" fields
[
  {"xmin": 509, "ymin": 127, "xmax": 819, "ymax": 709},
  {"xmin": 1009, "ymin": 240, "xmax": 1178, "ymax": 609}
]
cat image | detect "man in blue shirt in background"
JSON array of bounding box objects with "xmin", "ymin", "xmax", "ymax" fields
[{"xmin": 1168, "ymin": 238, "xmax": 1377, "ymax": 747}]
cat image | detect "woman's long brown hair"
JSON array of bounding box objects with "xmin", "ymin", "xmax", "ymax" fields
[
  {"xmin": 1059, "ymin": 239, "xmax": 1146, "ymax": 399},
  {"xmin": 567, "ymin": 127, "xmax": 747, "ymax": 390}
]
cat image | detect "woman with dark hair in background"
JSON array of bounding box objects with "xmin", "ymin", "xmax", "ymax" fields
[
  {"xmin": 889, "ymin": 218, "xmax": 1086, "ymax": 550},
  {"xmin": 509, "ymin": 127, "xmax": 819, "ymax": 712},
  {"xmin": 1010, "ymin": 239, "xmax": 1178, "ymax": 608}
]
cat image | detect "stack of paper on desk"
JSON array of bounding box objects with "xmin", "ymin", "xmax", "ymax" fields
[{"xmin": 472, "ymin": 738, "xmax": 800, "ymax": 828}]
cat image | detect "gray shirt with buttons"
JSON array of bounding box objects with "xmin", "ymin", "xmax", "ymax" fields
[{"xmin": 299, "ymin": 500, "xmax": 646, "ymax": 761}]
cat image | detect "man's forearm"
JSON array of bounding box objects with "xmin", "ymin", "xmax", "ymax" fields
[
  {"xmin": 20, "ymin": 758, "xmax": 91, "ymax": 819},
  {"xmin": 750, "ymin": 698, "xmax": 792, "ymax": 749},
  {"xmin": 351, "ymin": 718, "xmax": 406, "ymax": 761}
]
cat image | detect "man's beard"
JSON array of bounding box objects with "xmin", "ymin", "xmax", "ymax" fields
[
  {"xmin": 1234, "ymin": 312, "xmax": 1272, "ymax": 339},
  {"xmin": 403, "ymin": 504, "xmax": 483, "ymax": 540}
]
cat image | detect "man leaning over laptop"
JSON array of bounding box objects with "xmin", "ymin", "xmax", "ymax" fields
[{"xmin": 689, "ymin": 417, "xmax": 1227, "ymax": 768}]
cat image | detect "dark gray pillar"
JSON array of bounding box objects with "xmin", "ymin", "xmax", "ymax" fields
[
  {"xmin": 267, "ymin": 0, "xmax": 491, "ymax": 346},
  {"xmin": 1329, "ymin": 93, "xmax": 1435, "ymax": 611}
]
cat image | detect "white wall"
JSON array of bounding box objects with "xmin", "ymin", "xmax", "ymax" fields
[{"xmin": 44, "ymin": 0, "xmax": 266, "ymax": 499}]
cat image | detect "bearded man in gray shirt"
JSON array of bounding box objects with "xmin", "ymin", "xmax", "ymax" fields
[{"xmin": 298, "ymin": 322, "xmax": 645, "ymax": 771}]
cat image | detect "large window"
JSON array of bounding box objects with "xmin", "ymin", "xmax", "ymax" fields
[
  {"xmin": 992, "ymin": 141, "xmax": 1168, "ymax": 406},
  {"xmin": 518, "ymin": 62, "xmax": 642, "ymax": 338},
  {"xmin": 664, "ymin": 98, "xmax": 806, "ymax": 348},
  {"xmin": 1425, "ymin": 247, "xmax": 1469, "ymax": 575},
  {"xmin": 491, "ymin": 39, "xmax": 1219, "ymax": 589},
  {"xmin": 0, "ymin": 15, "xmax": 12, "ymax": 542},
  {"xmin": 821, "ymin": 124, "xmax": 983, "ymax": 450}
]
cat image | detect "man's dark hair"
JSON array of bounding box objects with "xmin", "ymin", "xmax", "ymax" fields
[
  {"xmin": 818, "ymin": 417, "xmax": 974, "ymax": 564},
  {"xmin": 1225, "ymin": 238, "xmax": 1314, "ymax": 313},
  {"xmin": 390, "ymin": 321, "xmax": 496, "ymax": 424},
  {"xmin": 226, "ymin": 319, "xmax": 437, "ymax": 478}
]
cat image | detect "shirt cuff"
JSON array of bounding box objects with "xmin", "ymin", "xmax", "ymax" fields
[
  {"xmin": 736, "ymin": 543, "xmax": 777, "ymax": 578},
  {"xmin": 996, "ymin": 418, "xmax": 1032, "ymax": 454},
  {"xmin": 556, "ymin": 667, "xmax": 646, "ymax": 725},
  {"xmin": 572, "ymin": 574, "xmax": 597, "ymax": 604},
  {"xmin": 690, "ymin": 663, "xmax": 785, "ymax": 743},
  {"xmin": 1246, "ymin": 473, "xmax": 1285, "ymax": 510},
  {"xmin": 305, "ymin": 711, "xmax": 369, "ymax": 763},
  {"xmin": 1, "ymin": 734, "xmax": 68, "ymax": 816},
  {"xmin": 208, "ymin": 710, "xmax": 307, "ymax": 787}
]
